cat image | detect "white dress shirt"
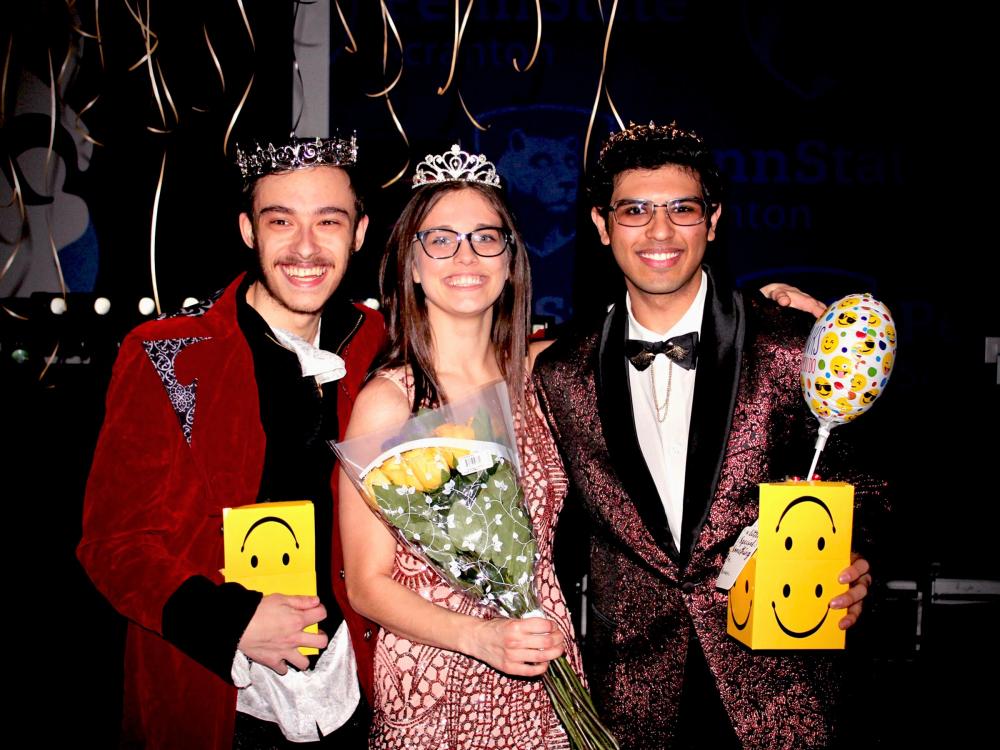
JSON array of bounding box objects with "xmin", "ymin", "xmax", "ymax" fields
[{"xmin": 626, "ymin": 270, "xmax": 707, "ymax": 551}]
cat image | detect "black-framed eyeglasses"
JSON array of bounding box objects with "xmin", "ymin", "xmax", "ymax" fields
[
  {"xmin": 413, "ymin": 227, "xmax": 511, "ymax": 259},
  {"xmin": 609, "ymin": 198, "xmax": 710, "ymax": 227}
]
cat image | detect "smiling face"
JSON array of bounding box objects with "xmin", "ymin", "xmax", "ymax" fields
[
  {"xmin": 240, "ymin": 166, "xmax": 368, "ymax": 336},
  {"xmin": 830, "ymin": 355, "xmax": 851, "ymax": 378},
  {"xmin": 731, "ymin": 483, "xmax": 852, "ymax": 650},
  {"xmin": 411, "ymin": 187, "xmax": 510, "ymax": 324},
  {"xmin": 591, "ymin": 165, "xmax": 720, "ymax": 327}
]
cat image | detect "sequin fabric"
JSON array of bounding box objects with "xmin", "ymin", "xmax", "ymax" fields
[
  {"xmin": 534, "ymin": 296, "xmax": 889, "ymax": 750},
  {"xmin": 370, "ymin": 374, "xmax": 582, "ymax": 749}
]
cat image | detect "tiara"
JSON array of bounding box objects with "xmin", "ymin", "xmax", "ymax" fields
[
  {"xmin": 235, "ymin": 134, "xmax": 357, "ymax": 182},
  {"xmin": 412, "ymin": 144, "xmax": 501, "ymax": 189},
  {"xmin": 599, "ymin": 121, "xmax": 703, "ymax": 161}
]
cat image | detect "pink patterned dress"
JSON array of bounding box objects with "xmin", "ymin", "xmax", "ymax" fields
[{"xmin": 370, "ymin": 375, "xmax": 583, "ymax": 749}]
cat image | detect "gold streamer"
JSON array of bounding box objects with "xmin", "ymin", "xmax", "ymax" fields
[
  {"xmin": 156, "ymin": 59, "xmax": 179, "ymax": 124},
  {"xmin": 2, "ymin": 306, "xmax": 29, "ymax": 321},
  {"xmin": 1, "ymin": 34, "xmax": 12, "ymax": 126},
  {"xmin": 584, "ymin": 0, "xmax": 619, "ymax": 169},
  {"xmin": 437, "ymin": 0, "xmax": 474, "ymax": 96},
  {"xmin": 38, "ymin": 342, "xmax": 61, "ymax": 382},
  {"xmin": 46, "ymin": 50, "xmax": 57, "ymax": 183},
  {"xmin": 144, "ymin": 1, "xmax": 167, "ymax": 128},
  {"xmin": 57, "ymin": 43, "xmax": 75, "ymax": 88},
  {"xmin": 223, "ymin": 73, "xmax": 254, "ymax": 156},
  {"xmin": 366, "ymin": 67, "xmax": 403, "ymax": 99},
  {"xmin": 334, "ymin": 0, "xmax": 358, "ymax": 53},
  {"xmin": 605, "ymin": 87, "xmax": 625, "ymax": 131},
  {"xmin": 376, "ymin": 2, "xmax": 409, "ymax": 188},
  {"xmin": 512, "ymin": 0, "xmax": 542, "ymax": 72},
  {"xmin": 379, "ymin": 97, "xmax": 409, "ymax": 188},
  {"xmin": 236, "ymin": 0, "xmax": 256, "ymax": 49},
  {"xmin": 126, "ymin": 37, "xmax": 160, "ymax": 72},
  {"xmin": 204, "ymin": 24, "xmax": 225, "ymax": 92},
  {"xmin": 149, "ymin": 152, "xmax": 166, "ymax": 315},
  {"xmin": 0, "ymin": 159, "xmax": 26, "ymax": 287},
  {"xmin": 223, "ymin": 0, "xmax": 256, "ymax": 155},
  {"xmin": 367, "ymin": 2, "xmax": 404, "ymax": 98},
  {"xmin": 96, "ymin": 0, "xmax": 106, "ymax": 69},
  {"xmin": 76, "ymin": 94, "xmax": 106, "ymax": 147},
  {"xmin": 124, "ymin": 0, "xmax": 160, "ymax": 71},
  {"xmin": 458, "ymin": 89, "xmax": 487, "ymax": 131}
]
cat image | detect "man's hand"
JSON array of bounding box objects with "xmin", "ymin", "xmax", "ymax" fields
[
  {"xmin": 829, "ymin": 553, "xmax": 872, "ymax": 630},
  {"xmin": 237, "ymin": 594, "xmax": 328, "ymax": 674},
  {"xmin": 760, "ymin": 283, "xmax": 827, "ymax": 318}
]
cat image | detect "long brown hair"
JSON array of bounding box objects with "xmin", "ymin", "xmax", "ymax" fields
[{"xmin": 375, "ymin": 181, "xmax": 532, "ymax": 412}]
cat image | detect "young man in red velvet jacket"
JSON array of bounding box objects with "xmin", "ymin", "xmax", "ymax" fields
[{"xmin": 79, "ymin": 136, "xmax": 384, "ymax": 748}]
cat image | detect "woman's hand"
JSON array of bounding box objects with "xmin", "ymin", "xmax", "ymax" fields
[{"xmin": 465, "ymin": 616, "xmax": 566, "ymax": 677}]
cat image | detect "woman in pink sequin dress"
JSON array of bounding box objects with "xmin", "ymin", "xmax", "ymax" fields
[{"xmin": 339, "ymin": 146, "xmax": 583, "ymax": 749}]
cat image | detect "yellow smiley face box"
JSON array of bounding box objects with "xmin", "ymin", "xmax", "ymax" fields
[
  {"xmin": 222, "ymin": 500, "xmax": 319, "ymax": 655},
  {"xmin": 727, "ymin": 482, "xmax": 853, "ymax": 650}
]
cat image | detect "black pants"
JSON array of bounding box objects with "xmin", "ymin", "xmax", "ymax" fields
[
  {"xmin": 233, "ymin": 698, "xmax": 369, "ymax": 750},
  {"xmin": 672, "ymin": 634, "xmax": 742, "ymax": 750}
]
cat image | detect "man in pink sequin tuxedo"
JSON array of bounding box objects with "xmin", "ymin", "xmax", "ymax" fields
[{"xmin": 533, "ymin": 123, "xmax": 882, "ymax": 749}]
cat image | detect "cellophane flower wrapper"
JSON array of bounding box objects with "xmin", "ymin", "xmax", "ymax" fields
[{"xmin": 333, "ymin": 380, "xmax": 618, "ymax": 750}]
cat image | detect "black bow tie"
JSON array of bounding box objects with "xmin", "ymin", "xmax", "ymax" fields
[{"xmin": 625, "ymin": 332, "xmax": 699, "ymax": 371}]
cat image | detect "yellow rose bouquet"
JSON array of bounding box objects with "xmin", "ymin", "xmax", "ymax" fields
[{"xmin": 334, "ymin": 381, "xmax": 617, "ymax": 750}]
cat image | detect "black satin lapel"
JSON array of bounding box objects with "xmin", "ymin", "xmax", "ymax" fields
[
  {"xmin": 596, "ymin": 302, "xmax": 678, "ymax": 557},
  {"xmin": 680, "ymin": 269, "xmax": 745, "ymax": 565}
]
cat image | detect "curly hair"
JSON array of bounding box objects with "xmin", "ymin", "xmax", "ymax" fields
[{"xmin": 587, "ymin": 122, "xmax": 723, "ymax": 227}]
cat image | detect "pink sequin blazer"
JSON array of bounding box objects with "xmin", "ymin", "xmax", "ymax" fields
[{"xmin": 533, "ymin": 268, "xmax": 886, "ymax": 750}]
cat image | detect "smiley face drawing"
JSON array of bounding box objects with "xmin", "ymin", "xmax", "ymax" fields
[
  {"xmin": 853, "ymin": 335, "xmax": 875, "ymax": 356},
  {"xmin": 837, "ymin": 297, "xmax": 861, "ymax": 309},
  {"xmin": 882, "ymin": 352, "xmax": 894, "ymax": 375},
  {"xmin": 810, "ymin": 399, "xmax": 830, "ymax": 418},
  {"xmin": 769, "ymin": 494, "xmax": 847, "ymax": 641},
  {"xmin": 850, "ymin": 373, "xmax": 867, "ymax": 391},
  {"xmin": 861, "ymin": 389, "xmax": 879, "ymax": 405},
  {"xmin": 834, "ymin": 397, "xmax": 853, "ymax": 414},
  {"xmin": 238, "ymin": 516, "xmax": 308, "ymax": 576},
  {"xmin": 830, "ymin": 355, "xmax": 851, "ymax": 379},
  {"xmin": 867, "ymin": 312, "xmax": 881, "ymax": 328},
  {"xmin": 885, "ymin": 325, "xmax": 896, "ymax": 345},
  {"xmin": 223, "ymin": 500, "xmax": 319, "ymax": 654},
  {"xmin": 729, "ymin": 482, "xmax": 852, "ymax": 650},
  {"xmin": 820, "ymin": 331, "xmax": 839, "ymax": 354},
  {"xmin": 815, "ymin": 376, "xmax": 833, "ymax": 398},
  {"xmin": 728, "ymin": 556, "xmax": 756, "ymax": 632},
  {"xmin": 835, "ymin": 311, "xmax": 858, "ymax": 328}
]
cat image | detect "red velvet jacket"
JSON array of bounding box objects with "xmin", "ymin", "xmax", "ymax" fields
[{"xmin": 78, "ymin": 276, "xmax": 384, "ymax": 749}]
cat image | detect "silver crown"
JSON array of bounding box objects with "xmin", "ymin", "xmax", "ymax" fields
[
  {"xmin": 235, "ymin": 134, "xmax": 357, "ymax": 183},
  {"xmin": 411, "ymin": 144, "xmax": 501, "ymax": 189}
]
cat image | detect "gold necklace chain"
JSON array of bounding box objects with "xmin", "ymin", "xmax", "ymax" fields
[{"xmin": 650, "ymin": 358, "xmax": 673, "ymax": 423}]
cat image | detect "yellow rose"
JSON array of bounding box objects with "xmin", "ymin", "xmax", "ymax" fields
[
  {"xmin": 432, "ymin": 423, "xmax": 474, "ymax": 468},
  {"xmin": 403, "ymin": 447, "xmax": 451, "ymax": 492},
  {"xmin": 363, "ymin": 467, "xmax": 393, "ymax": 499},
  {"xmin": 378, "ymin": 454, "xmax": 427, "ymax": 491},
  {"xmin": 433, "ymin": 423, "xmax": 475, "ymax": 440}
]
